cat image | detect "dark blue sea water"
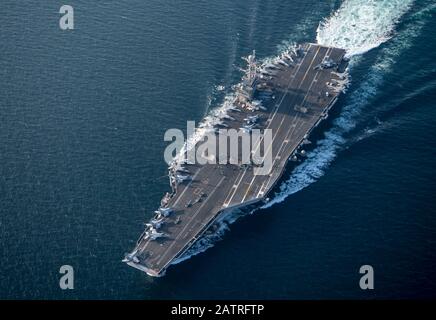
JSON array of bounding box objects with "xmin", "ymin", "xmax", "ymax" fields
[{"xmin": 1, "ymin": 0, "xmax": 435, "ymax": 299}]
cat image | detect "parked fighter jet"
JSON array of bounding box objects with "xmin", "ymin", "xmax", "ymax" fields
[
  {"xmin": 155, "ymin": 207, "xmax": 174, "ymax": 217},
  {"xmin": 175, "ymin": 174, "xmax": 192, "ymax": 184},
  {"xmin": 147, "ymin": 228, "xmax": 167, "ymax": 241},
  {"xmin": 244, "ymin": 115, "xmax": 260, "ymax": 124},
  {"xmin": 229, "ymin": 106, "xmax": 242, "ymax": 112},
  {"xmin": 122, "ymin": 251, "xmax": 140, "ymax": 264},
  {"xmin": 176, "ymin": 166, "xmax": 190, "ymax": 175},
  {"xmin": 314, "ymin": 58, "xmax": 338, "ymax": 70}
]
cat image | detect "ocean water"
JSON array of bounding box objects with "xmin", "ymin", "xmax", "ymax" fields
[{"xmin": 0, "ymin": 0, "xmax": 435, "ymax": 299}]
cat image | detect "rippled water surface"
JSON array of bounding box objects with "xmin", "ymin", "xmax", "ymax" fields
[{"xmin": 0, "ymin": 0, "xmax": 435, "ymax": 299}]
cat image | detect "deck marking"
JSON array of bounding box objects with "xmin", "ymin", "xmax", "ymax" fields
[
  {"xmin": 224, "ymin": 45, "xmax": 319, "ymax": 206},
  {"xmin": 241, "ymin": 46, "xmax": 328, "ymax": 202},
  {"xmin": 129, "ymin": 46, "xmax": 348, "ymax": 275},
  {"xmin": 256, "ymin": 48, "xmax": 333, "ymax": 196},
  {"xmin": 156, "ymin": 176, "xmax": 226, "ymax": 267}
]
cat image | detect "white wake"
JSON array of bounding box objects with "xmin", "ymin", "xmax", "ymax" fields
[
  {"xmin": 174, "ymin": 0, "xmax": 429, "ymax": 262},
  {"xmin": 317, "ymin": 0, "xmax": 414, "ymax": 57},
  {"xmin": 264, "ymin": 1, "xmax": 434, "ymax": 209}
]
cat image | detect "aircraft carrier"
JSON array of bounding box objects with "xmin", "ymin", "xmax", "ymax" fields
[{"xmin": 124, "ymin": 43, "xmax": 349, "ymax": 277}]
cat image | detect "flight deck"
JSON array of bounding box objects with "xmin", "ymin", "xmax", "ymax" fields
[{"xmin": 125, "ymin": 43, "xmax": 348, "ymax": 276}]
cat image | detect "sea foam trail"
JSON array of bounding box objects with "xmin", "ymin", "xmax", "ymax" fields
[
  {"xmin": 317, "ymin": 0, "xmax": 414, "ymax": 57},
  {"xmin": 174, "ymin": 0, "xmax": 427, "ymax": 262},
  {"xmin": 263, "ymin": 2, "xmax": 435, "ymax": 209}
]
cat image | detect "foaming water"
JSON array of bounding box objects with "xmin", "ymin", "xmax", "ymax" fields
[
  {"xmin": 178, "ymin": 0, "xmax": 426, "ymax": 259},
  {"xmin": 173, "ymin": 208, "xmax": 244, "ymax": 264},
  {"xmin": 316, "ymin": 0, "xmax": 414, "ymax": 57},
  {"xmin": 1, "ymin": 0, "xmax": 435, "ymax": 299},
  {"xmin": 171, "ymin": 93, "xmax": 236, "ymax": 167},
  {"xmin": 264, "ymin": 2, "xmax": 433, "ymax": 208}
]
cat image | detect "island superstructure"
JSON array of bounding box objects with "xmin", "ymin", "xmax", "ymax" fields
[{"xmin": 124, "ymin": 43, "xmax": 349, "ymax": 277}]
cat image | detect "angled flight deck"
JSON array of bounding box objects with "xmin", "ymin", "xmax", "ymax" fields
[{"xmin": 125, "ymin": 43, "xmax": 348, "ymax": 276}]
